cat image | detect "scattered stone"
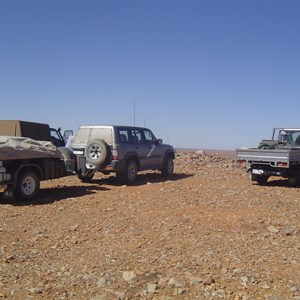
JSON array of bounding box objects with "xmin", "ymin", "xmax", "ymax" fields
[
  {"xmin": 122, "ymin": 271, "xmax": 136, "ymax": 282},
  {"xmin": 168, "ymin": 277, "xmax": 185, "ymax": 288},
  {"xmin": 203, "ymin": 276, "xmax": 215, "ymax": 285},
  {"xmin": 96, "ymin": 277, "xmax": 107, "ymax": 287},
  {"xmin": 267, "ymin": 226, "xmax": 279, "ymax": 233},
  {"xmin": 282, "ymin": 227, "xmax": 295, "ymax": 236},
  {"xmin": 147, "ymin": 283, "xmax": 157, "ymax": 293}
]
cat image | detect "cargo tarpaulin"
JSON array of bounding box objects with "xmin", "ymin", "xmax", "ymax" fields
[{"xmin": 0, "ymin": 136, "xmax": 61, "ymax": 161}]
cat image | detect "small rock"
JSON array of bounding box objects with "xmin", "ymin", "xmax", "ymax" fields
[
  {"xmin": 203, "ymin": 276, "xmax": 215, "ymax": 285},
  {"xmin": 168, "ymin": 277, "xmax": 185, "ymax": 288},
  {"xmin": 147, "ymin": 283, "xmax": 157, "ymax": 293},
  {"xmin": 70, "ymin": 224, "xmax": 79, "ymax": 231},
  {"xmin": 282, "ymin": 227, "xmax": 295, "ymax": 236},
  {"xmin": 122, "ymin": 271, "xmax": 136, "ymax": 282},
  {"xmin": 28, "ymin": 287, "xmax": 43, "ymax": 294},
  {"xmin": 96, "ymin": 277, "xmax": 107, "ymax": 287},
  {"xmin": 196, "ymin": 150, "xmax": 206, "ymax": 156},
  {"xmin": 267, "ymin": 226, "xmax": 279, "ymax": 233},
  {"xmin": 261, "ymin": 283, "xmax": 270, "ymax": 289},
  {"xmin": 241, "ymin": 276, "xmax": 249, "ymax": 286},
  {"xmin": 114, "ymin": 291, "xmax": 125, "ymax": 299}
]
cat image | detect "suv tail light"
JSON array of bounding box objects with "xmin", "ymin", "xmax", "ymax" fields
[{"xmin": 112, "ymin": 149, "xmax": 119, "ymax": 160}]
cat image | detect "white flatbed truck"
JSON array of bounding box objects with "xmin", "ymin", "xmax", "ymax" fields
[{"xmin": 236, "ymin": 128, "xmax": 300, "ymax": 185}]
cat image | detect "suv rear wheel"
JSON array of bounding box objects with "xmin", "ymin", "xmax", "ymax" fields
[
  {"xmin": 78, "ymin": 170, "xmax": 95, "ymax": 183},
  {"xmin": 117, "ymin": 160, "xmax": 138, "ymax": 184},
  {"xmin": 85, "ymin": 139, "xmax": 109, "ymax": 165}
]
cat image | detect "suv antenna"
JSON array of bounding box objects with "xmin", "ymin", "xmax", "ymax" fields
[{"xmin": 133, "ymin": 100, "xmax": 136, "ymax": 126}]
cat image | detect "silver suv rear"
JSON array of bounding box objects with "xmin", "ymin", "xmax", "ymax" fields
[{"xmin": 71, "ymin": 125, "xmax": 175, "ymax": 183}]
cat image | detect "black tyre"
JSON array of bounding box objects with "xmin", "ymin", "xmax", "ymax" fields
[
  {"xmin": 16, "ymin": 169, "xmax": 40, "ymax": 200},
  {"xmin": 288, "ymin": 177, "xmax": 299, "ymax": 187},
  {"xmin": 58, "ymin": 147, "xmax": 75, "ymax": 160},
  {"xmin": 85, "ymin": 139, "xmax": 109, "ymax": 165},
  {"xmin": 123, "ymin": 160, "xmax": 138, "ymax": 184},
  {"xmin": 252, "ymin": 174, "xmax": 268, "ymax": 185},
  {"xmin": 161, "ymin": 155, "xmax": 174, "ymax": 177},
  {"xmin": 78, "ymin": 171, "xmax": 95, "ymax": 183},
  {"xmin": 58, "ymin": 147, "xmax": 76, "ymax": 174}
]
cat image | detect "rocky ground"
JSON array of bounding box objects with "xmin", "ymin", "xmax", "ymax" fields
[{"xmin": 1, "ymin": 150, "xmax": 300, "ymax": 300}]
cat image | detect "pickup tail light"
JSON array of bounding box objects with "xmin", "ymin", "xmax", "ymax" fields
[
  {"xmin": 278, "ymin": 162, "xmax": 288, "ymax": 167},
  {"xmin": 237, "ymin": 159, "xmax": 246, "ymax": 164}
]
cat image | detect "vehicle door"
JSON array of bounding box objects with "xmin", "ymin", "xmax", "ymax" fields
[{"xmin": 131, "ymin": 129, "xmax": 163, "ymax": 169}]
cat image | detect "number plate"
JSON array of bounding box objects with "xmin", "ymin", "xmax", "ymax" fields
[{"xmin": 73, "ymin": 150, "xmax": 84, "ymax": 155}]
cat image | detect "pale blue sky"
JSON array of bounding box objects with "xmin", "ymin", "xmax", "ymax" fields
[{"xmin": 1, "ymin": 0, "xmax": 299, "ymax": 149}]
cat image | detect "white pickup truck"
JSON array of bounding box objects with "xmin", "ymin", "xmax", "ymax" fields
[
  {"xmin": 0, "ymin": 137, "xmax": 75, "ymax": 201},
  {"xmin": 236, "ymin": 128, "xmax": 300, "ymax": 185}
]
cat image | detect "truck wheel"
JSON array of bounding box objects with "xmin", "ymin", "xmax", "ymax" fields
[
  {"xmin": 16, "ymin": 170, "xmax": 40, "ymax": 200},
  {"xmin": 58, "ymin": 147, "xmax": 75, "ymax": 160},
  {"xmin": 118, "ymin": 160, "xmax": 138, "ymax": 184},
  {"xmin": 161, "ymin": 155, "xmax": 174, "ymax": 177},
  {"xmin": 85, "ymin": 139, "xmax": 109, "ymax": 165}
]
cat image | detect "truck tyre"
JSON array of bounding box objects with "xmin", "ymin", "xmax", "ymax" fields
[
  {"xmin": 122, "ymin": 159, "xmax": 138, "ymax": 184},
  {"xmin": 161, "ymin": 155, "xmax": 174, "ymax": 177},
  {"xmin": 85, "ymin": 139, "xmax": 109, "ymax": 165},
  {"xmin": 16, "ymin": 169, "xmax": 40, "ymax": 200},
  {"xmin": 58, "ymin": 147, "xmax": 75, "ymax": 160}
]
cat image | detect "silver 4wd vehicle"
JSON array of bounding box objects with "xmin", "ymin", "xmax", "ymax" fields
[{"xmin": 70, "ymin": 125, "xmax": 175, "ymax": 183}]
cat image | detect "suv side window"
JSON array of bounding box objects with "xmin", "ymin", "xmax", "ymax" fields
[
  {"xmin": 143, "ymin": 129, "xmax": 155, "ymax": 144},
  {"xmin": 118, "ymin": 129, "xmax": 130, "ymax": 143},
  {"xmin": 131, "ymin": 129, "xmax": 143, "ymax": 144}
]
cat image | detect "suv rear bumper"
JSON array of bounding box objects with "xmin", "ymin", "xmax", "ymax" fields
[
  {"xmin": 76, "ymin": 155, "xmax": 126, "ymax": 174},
  {"xmin": 103, "ymin": 160, "xmax": 126, "ymax": 172}
]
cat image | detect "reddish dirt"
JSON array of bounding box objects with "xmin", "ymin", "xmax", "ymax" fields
[{"xmin": 1, "ymin": 150, "xmax": 300, "ymax": 299}]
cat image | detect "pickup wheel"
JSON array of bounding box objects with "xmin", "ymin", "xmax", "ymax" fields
[
  {"xmin": 252, "ymin": 174, "xmax": 269, "ymax": 185},
  {"xmin": 85, "ymin": 139, "xmax": 109, "ymax": 166},
  {"xmin": 161, "ymin": 155, "xmax": 174, "ymax": 177},
  {"xmin": 16, "ymin": 169, "xmax": 40, "ymax": 200}
]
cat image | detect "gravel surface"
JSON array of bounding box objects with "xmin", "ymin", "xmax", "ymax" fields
[{"xmin": 1, "ymin": 151, "xmax": 300, "ymax": 299}]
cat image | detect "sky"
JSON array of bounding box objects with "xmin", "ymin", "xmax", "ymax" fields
[{"xmin": 1, "ymin": 0, "xmax": 300, "ymax": 150}]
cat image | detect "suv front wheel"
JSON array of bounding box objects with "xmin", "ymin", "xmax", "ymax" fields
[{"xmin": 161, "ymin": 155, "xmax": 174, "ymax": 177}]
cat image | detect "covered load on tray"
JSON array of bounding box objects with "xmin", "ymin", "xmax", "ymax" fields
[{"xmin": 0, "ymin": 136, "xmax": 61, "ymax": 161}]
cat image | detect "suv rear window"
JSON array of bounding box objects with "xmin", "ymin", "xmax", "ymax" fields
[
  {"xmin": 118, "ymin": 129, "xmax": 130, "ymax": 143},
  {"xmin": 74, "ymin": 127, "xmax": 113, "ymax": 144}
]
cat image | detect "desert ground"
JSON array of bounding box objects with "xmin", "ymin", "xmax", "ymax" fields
[{"xmin": 1, "ymin": 150, "xmax": 300, "ymax": 299}]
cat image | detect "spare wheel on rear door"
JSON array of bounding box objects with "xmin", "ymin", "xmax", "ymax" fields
[{"xmin": 85, "ymin": 139, "xmax": 110, "ymax": 165}]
